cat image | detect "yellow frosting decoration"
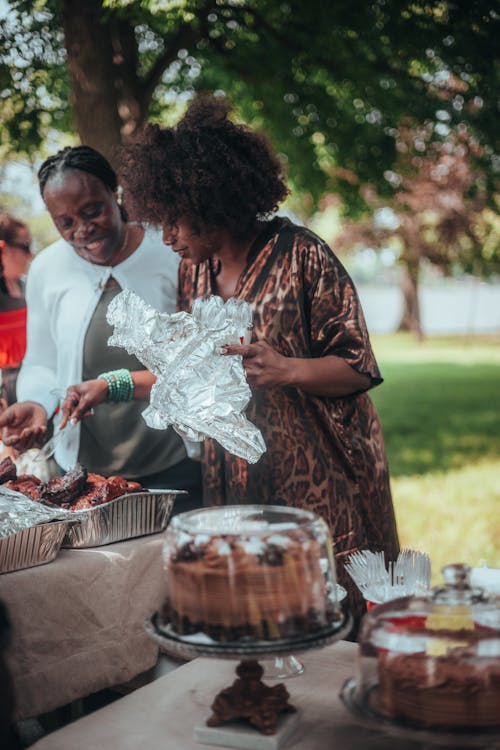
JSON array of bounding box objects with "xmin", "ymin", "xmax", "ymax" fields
[
  {"xmin": 426, "ymin": 638, "xmax": 469, "ymax": 656},
  {"xmin": 425, "ymin": 604, "xmax": 474, "ymax": 631}
]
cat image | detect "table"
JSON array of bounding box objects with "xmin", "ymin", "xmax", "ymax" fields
[
  {"xmin": 29, "ymin": 641, "xmax": 424, "ymax": 750},
  {"xmin": 0, "ymin": 533, "xmax": 167, "ymax": 720}
]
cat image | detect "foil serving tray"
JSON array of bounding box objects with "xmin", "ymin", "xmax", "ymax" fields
[
  {"xmin": 0, "ymin": 520, "xmax": 68, "ymax": 574},
  {"xmin": 62, "ymin": 490, "xmax": 183, "ymax": 549}
]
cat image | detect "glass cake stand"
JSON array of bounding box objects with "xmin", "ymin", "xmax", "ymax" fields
[
  {"xmin": 340, "ymin": 678, "xmax": 500, "ymax": 749},
  {"xmin": 261, "ymin": 583, "xmax": 348, "ymax": 680},
  {"xmin": 261, "ymin": 654, "xmax": 305, "ymax": 679},
  {"xmin": 146, "ymin": 610, "xmax": 352, "ymax": 736},
  {"xmin": 340, "ymin": 564, "xmax": 500, "ymax": 750}
]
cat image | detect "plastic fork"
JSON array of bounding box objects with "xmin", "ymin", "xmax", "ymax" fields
[
  {"xmin": 345, "ymin": 548, "xmax": 431, "ymax": 604},
  {"xmin": 35, "ymin": 421, "xmax": 77, "ymax": 462},
  {"xmin": 34, "ymin": 388, "xmax": 94, "ymax": 462},
  {"xmin": 34, "ymin": 434, "xmax": 58, "ymax": 462}
]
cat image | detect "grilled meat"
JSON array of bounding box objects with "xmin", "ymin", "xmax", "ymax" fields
[
  {"xmin": 3, "ymin": 474, "xmax": 41, "ymax": 499},
  {"xmin": 1, "ymin": 461, "xmax": 145, "ymax": 510},
  {"xmin": 0, "ymin": 457, "xmax": 17, "ymax": 484},
  {"xmin": 70, "ymin": 474, "xmax": 145, "ymax": 510},
  {"xmin": 38, "ymin": 464, "xmax": 88, "ymax": 507}
]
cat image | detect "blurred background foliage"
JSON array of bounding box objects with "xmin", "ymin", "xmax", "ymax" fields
[
  {"xmin": 1, "ymin": 1, "xmax": 498, "ymax": 334},
  {"xmin": 0, "ymin": 0, "xmax": 498, "ymax": 209},
  {"xmin": 0, "ymin": 0, "xmax": 498, "ymax": 572}
]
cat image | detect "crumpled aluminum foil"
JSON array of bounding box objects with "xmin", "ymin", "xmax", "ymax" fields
[
  {"xmin": 0, "ymin": 488, "xmax": 72, "ymax": 538},
  {"xmin": 107, "ymin": 290, "xmax": 266, "ymax": 464}
]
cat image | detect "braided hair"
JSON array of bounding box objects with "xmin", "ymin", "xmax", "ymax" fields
[{"xmin": 38, "ymin": 146, "xmax": 127, "ymax": 221}]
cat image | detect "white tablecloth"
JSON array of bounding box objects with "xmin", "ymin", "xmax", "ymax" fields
[
  {"xmin": 0, "ymin": 533, "xmax": 167, "ymax": 720},
  {"xmin": 30, "ymin": 641, "xmax": 414, "ymax": 750}
]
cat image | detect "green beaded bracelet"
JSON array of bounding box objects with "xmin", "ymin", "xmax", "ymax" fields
[{"xmin": 97, "ymin": 369, "xmax": 134, "ymax": 402}]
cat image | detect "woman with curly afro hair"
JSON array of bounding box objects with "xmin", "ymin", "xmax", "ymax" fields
[{"xmin": 79, "ymin": 95, "xmax": 399, "ymax": 630}]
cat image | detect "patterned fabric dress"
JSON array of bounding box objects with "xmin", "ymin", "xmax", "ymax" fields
[{"xmin": 177, "ymin": 217, "xmax": 400, "ymax": 624}]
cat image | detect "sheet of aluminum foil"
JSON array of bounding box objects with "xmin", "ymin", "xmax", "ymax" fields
[
  {"xmin": 107, "ymin": 290, "xmax": 266, "ymax": 464},
  {"xmin": 0, "ymin": 487, "xmax": 73, "ymax": 538},
  {"xmin": 63, "ymin": 490, "xmax": 180, "ymax": 548}
]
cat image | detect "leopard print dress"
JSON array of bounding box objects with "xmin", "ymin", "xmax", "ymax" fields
[{"xmin": 177, "ymin": 217, "xmax": 400, "ymax": 624}]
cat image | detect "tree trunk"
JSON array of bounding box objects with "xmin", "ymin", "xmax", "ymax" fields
[
  {"xmin": 397, "ymin": 262, "xmax": 424, "ymax": 340},
  {"xmin": 61, "ymin": 0, "xmax": 143, "ymax": 168}
]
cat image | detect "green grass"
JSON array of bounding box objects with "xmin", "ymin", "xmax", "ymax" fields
[{"xmin": 369, "ymin": 334, "xmax": 500, "ymax": 581}]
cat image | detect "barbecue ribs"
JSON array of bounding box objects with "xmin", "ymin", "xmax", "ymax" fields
[{"xmin": 1, "ymin": 462, "xmax": 145, "ymax": 509}]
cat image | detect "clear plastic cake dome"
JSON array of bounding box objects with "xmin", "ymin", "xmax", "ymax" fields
[
  {"xmin": 159, "ymin": 504, "xmax": 345, "ymax": 643},
  {"xmin": 348, "ymin": 563, "xmax": 500, "ymax": 734}
]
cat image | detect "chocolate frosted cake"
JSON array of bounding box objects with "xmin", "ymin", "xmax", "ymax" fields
[
  {"xmin": 377, "ymin": 646, "xmax": 500, "ymax": 728},
  {"xmin": 354, "ymin": 564, "xmax": 500, "ymax": 732},
  {"xmin": 160, "ymin": 505, "xmax": 341, "ymax": 642}
]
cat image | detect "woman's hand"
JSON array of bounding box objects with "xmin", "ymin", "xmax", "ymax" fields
[
  {"xmin": 60, "ymin": 379, "xmax": 108, "ymax": 428},
  {"xmin": 223, "ymin": 341, "xmax": 371, "ymax": 397},
  {"xmin": 222, "ymin": 341, "xmax": 289, "ymax": 388},
  {"xmin": 0, "ymin": 402, "xmax": 48, "ymax": 450},
  {"xmin": 60, "ymin": 371, "xmax": 156, "ymax": 427}
]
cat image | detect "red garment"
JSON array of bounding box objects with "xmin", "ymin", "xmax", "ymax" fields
[{"xmin": 0, "ymin": 307, "xmax": 27, "ymax": 368}]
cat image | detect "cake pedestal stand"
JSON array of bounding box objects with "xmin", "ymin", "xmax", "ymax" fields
[
  {"xmin": 204, "ymin": 658, "xmax": 296, "ymax": 739},
  {"xmin": 146, "ymin": 612, "xmax": 351, "ymax": 748},
  {"xmin": 340, "ymin": 677, "xmax": 500, "ymax": 749},
  {"xmin": 260, "ymin": 585, "xmax": 347, "ymax": 681},
  {"xmin": 262, "ymin": 654, "xmax": 304, "ymax": 680}
]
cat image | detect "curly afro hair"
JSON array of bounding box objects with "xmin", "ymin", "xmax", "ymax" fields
[{"xmin": 119, "ymin": 95, "xmax": 289, "ymax": 239}]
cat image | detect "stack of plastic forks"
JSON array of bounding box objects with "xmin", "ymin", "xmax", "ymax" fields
[
  {"xmin": 390, "ymin": 547, "xmax": 432, "ymax": 592},
  {"xmin": 345, "ymin": 548, "xmax": 431, "ymax": 607}
]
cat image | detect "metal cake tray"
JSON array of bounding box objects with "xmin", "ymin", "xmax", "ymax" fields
[
  {"xmin": 62, "ymin": 489, "xmax": 184, "ymax": 548},
  {"xmin": 0, "ymin": 520, "xmax": 68, "ymax": 574}
]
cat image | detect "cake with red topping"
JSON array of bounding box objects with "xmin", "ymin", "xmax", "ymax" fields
[{"xmin": 358, "ymin": 565, "xmax": 500, "ymax": 731}]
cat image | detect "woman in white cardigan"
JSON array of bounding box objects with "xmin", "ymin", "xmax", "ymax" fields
[{"xmin": 0, "ymin": 146, "xmax": 202, "ymax": 509}]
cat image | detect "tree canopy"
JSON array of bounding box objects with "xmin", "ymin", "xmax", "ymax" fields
[
  {"xmin": 335, "ymin": 122, "xmax": 500, "ymax": 336},
  {"xmin": 0, "ymin": 0, "xmax": 498, "ymax": 213}
]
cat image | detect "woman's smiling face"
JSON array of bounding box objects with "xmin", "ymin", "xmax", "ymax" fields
[{"xmin": 43, "ymin": 169, "xmax": 124, "ymax": 265}]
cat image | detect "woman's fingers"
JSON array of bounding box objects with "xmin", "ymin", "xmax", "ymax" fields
[
  {"xmin": 0, "ymin": 408, "xmax": 16, "ymax": 430},
  {"xmin": 61, "ymin": 381, "xmax": 105, "ymax": 426},
  {"xmin": 223, "ymin": 342, "xmax": 265, "ymax": 358},
  {"xmin": 60, "ymin": 391, "xmax": 79, "ymax": 428},
  {"xmin": 68, "ymin": 405, "xmax": 95, "ymax": 424},
  {"xmin": 3, "ymin": 425, "xmax": 46, "ymax": 450},
  {"xmin": 63, "ymin": 391, "xmax": 87, "ymax": 425},
  {"xmin": 221, "ymin": 340, "xmax": 289, "ymax": 388}
]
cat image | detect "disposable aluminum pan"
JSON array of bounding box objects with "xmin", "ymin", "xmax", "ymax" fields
[
  {"xmin": 62, "ymin": 489, "xmax": 183, "ymax": 549},
  {"xmin": 0, "ymin": 520, "xmax": 68, "ymax": 574}
]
